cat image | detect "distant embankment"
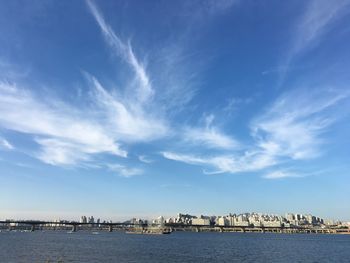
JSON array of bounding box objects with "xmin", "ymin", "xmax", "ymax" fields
[{"xmin": 0, "ymin": 221, "xmax": 349, "ymax": 234}]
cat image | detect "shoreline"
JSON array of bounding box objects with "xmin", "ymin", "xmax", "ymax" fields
[{"xmin": 1, "ymin": 226, "xmax": 349, "ymax": 235}]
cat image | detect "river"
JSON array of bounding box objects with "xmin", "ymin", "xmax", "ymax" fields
[{"xmin": 1, "ymin": 231, "xmax": 349, "ymax": 262}]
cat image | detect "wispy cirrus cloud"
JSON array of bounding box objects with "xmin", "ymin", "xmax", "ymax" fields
[
  {"xmin": 162, "ymin": 150, "xmax": 275, "ymax": 175},
  {"xmin": 263, "ymin": 170, "xmax": 298, "ymax": 179},
  {"xmin": 0, "ymin": 82, "xmax": 127, "ymax": 165},
  {"xmin": 85, "ymin": 73, "xmax": 168, "ymax": 143},
  {"xmin": 85, "ymin": 0, "xmax": 181, "ymax": 143},
  {"xmin": 86, "ymin": 0, "xmax": 153, "ymax": 104},
  {"xmin": 107, "ymin": 163, "xmax": 143, "ymax": 178},
  {"xmin": 35, "ymin": 138, "xmax": 92, "ymax": 165},
  {"xmin": 138, "ymin": 155, "xmax": 153, "ymax": 164},
  {"xmin": 252, "ymin": 88, "xmax": 349, "ymax": 160},
  {"xmin": 145, "ymin": 0, "xmax": 239, "ymax": 114},
  {"xmin": 183, "ymin": 114, "xmax": 238, "ymax": 150},
  {"xmin": 87, "ymin": 0, "xmax": 226, "ymax": 152},
  {"xmin": 291, "ymin": 0, "xmax": 349, "ymax": 59},
  {"xmin": 163, "ymin": 87, "xmax": 349, "ymax": 177},
  {"xmin": 2, "ymin": 1, "xmax": 348, "ymax": 182},
  {"xmin": 0, "ymin": 73, "xmax": 170, "ymax": 166},
  {"xmin": 262, "ymin": 168, "xmax": 325, "ymax": 179},
  {"xmin": 0, "ymin": 137, "xmax": 14, "ymax": 150},
  {"xmin": 88, "ymin": 0, "xmax": 202, "ymax": 116},
  {"xmin": 183, "ymin": 127, "xmax": 238, "ymax": 150},
  {"xmin": 280, "ymin": 0, "xmax": 350, "ymax": 81},
  {"xmin": 0, "ymin": 1, "xmax": 176, "ymax": 169}
]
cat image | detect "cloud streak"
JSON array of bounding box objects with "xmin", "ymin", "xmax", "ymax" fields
[
  {"xmin": 252, "ymin": 88, "xmax": 348, "ymax": 160},
  {"xmin": 162, "ymin": 151, "xmax": 275, "ymax": 175},
  {"xmin": 280, "ymin": 0, "xmax": 350, "ymax": 82},
  {"xmin": 1, "ymin": 1, "xmax": 348, "ymax": 182},
  {"xmin": 162, "ymin": 88, "xmax": 349, "ymax": 177},
  {"xmin": 138, "ymin": 155, "xmax": 153, "ymax": 164},
  {"xmin": 86, "ymin": 0, "xmax": 153, "ymax": 103},
  {"xmin": 85, "ymin": 73, "xmax": 168, "ymax": 143},
  {"xmin": 263, "ymin": 170, "xmax": 298, "ymax": 179},
  {"xmin": 183, "ymin": 114, "xmax": 238, "ymax": 150},
  {"xmin": 0, "ymin": 71, "xmax": 172, "ymax": 166},
  {"xmin": 0, "ymin": 82, "xmax": 127, "ymax": 165},
  {"xmin": 107, "ymin": 163, "xmax": 143, "ymax": 178},
  {"xmin": 291, "ymin": 0, "xmax": 349, "ymax": 59},
  {"xmin": 0, "ymin": 137, "xmax": 14, "ymax": 150},
  {"xmin": 0, "ymin": 2, "xmax": 169, "ymax": 168}
]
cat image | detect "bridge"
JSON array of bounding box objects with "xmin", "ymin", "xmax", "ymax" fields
[{"xmin": 0, "ymin": 220, "xmax": 147, "ymax": 232}]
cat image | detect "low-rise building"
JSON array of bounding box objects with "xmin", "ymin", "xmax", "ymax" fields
[
  {"xmin": 216, "ymin": 217, "xmax": 229, "ymax": 226},
  {"xmin": 192, "ymin": 218, "xmax": 210, "ymax": 226},
  {"xmin": 262, "ymin": 221, "xmax": 282, "ymax": 227}
]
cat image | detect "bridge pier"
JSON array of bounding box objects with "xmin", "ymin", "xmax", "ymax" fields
[
  {"xmin": 31, "ymin": 224, "xmax": 35, "ymax": 232},
  {"xmin": 71, "ymin": 225, "xmax": 77, "ymax": 232},
  {"xmin": 108, "ymin": 225, "xmax": 113, "ymax": 232}
]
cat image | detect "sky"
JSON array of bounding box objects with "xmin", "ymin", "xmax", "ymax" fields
[{"xmin": 0, "ymin": 0, "xmax": 350, "ymax": 221}]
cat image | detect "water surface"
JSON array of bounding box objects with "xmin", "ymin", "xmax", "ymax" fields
[{"xmin": 1, "ymin": 231, "xmax": 349, "ymax": 262}]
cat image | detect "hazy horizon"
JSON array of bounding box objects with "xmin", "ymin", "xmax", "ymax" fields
[{"xmin": 1, "ymin": 0, "xmax": 350, "ymax": 221}]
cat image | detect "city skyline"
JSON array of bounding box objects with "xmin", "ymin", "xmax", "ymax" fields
[
  {"xmin": 0, "ymin": 210, "xmax": 346, "ymax": 224},
  {"xmin": 1, "ymin": 0, "xmax": 350, "ymax": 221},
  {"xmin": 1, "ymin": 211, "xmax": 345, "ymax": 224}
]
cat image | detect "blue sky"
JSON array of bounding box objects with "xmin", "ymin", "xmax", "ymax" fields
[{"xmin": 0, "ymin": 0, "xmax": 350, "ymax": 221}]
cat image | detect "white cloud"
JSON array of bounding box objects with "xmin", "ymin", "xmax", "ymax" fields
[
  {"xmin": 151, "ymin": 46, "xmax": 198, "ymax": 113},
  {"xmin": 162, "ymin": 152, "xmax": 207, "ymax": 166},
  {"xmin": 35, "ymin": 138, "xmax": 92, "ymax": 166},
  {"xmin": 0, "ymin": 75, "xmax": 169, "ymax": 166},
  {"xmin": 2, "ymin": 1, "xmax": 348, "ymax": 180},
  {"xmin": 0, "ymin": 82, "xmax": 127, "ymax": 165},
  {"xmin": 162, "ymin": 151, "xmax": 275, "ymax": 175},
  {"xmin": 280, "ymin": 0, "xmax": 350, "ymax": 81},
  {"xmin": 292, "ymin": 0, "xmax": 349, "ymax": 58},
  {"xmin": 86, "ymin": 0, "xmax": 153, "ymax": 103},
  {"xmin": 183, "ymin": 114, "xmax": 238, "ymax": 150},
  {"xmin": 0, "ymin": 2, "xmax": 171, "ymax": 168},
  {"xmin": 85, "ymin": 1, "xmax": 171, "ymax": 142},
  {"xmin": 263, "ymin": 170, "xmax": 298, "ymax": 179},
  {"xmin": 86, "ymin": 73, "xmax": 168, "ymax": 143},
  {"xmin": 87, "ymin": 1, "xmax": 200, "ymax": 116},
  {"xmin": 262, "ymin": 169, "xmax": 322, "ymax": 179},
  {"xmin": 0, "ymin": 138, "xmax": 14, "ymax": 150},
  {"xmin": 138, "ymin": 155, "xmax": 153, "ymax": 164},
  {"xmin": 162, "ymin": 88, "xmax": 349, "ymax": 176},
  {"xmin": 252, "ymin": 88, "xmax": 348, "ymax": 160},
  {"xmin": 183, "ymin": 127, "xmax": 238, "ymax": 150},
  {"xmin": 107, "ymin": 164, "xmax": 143, "ymax": 178}
]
